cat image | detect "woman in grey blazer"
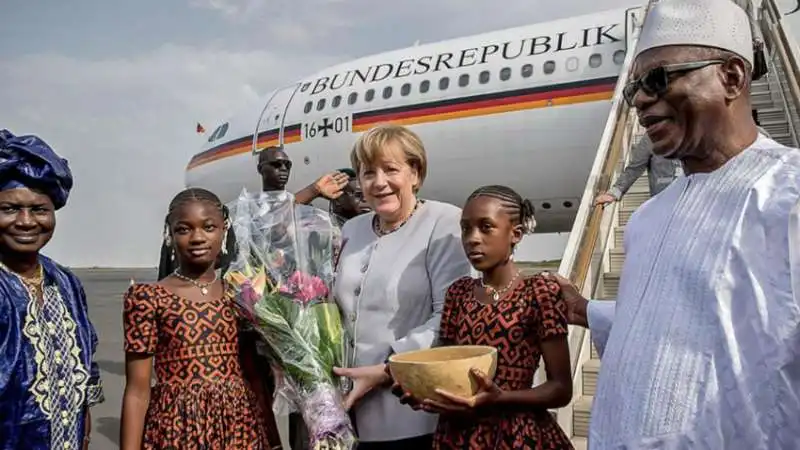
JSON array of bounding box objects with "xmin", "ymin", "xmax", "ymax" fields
[{"xmin": 332, "ymin": 124, "xmax": 472, "ymax": 449}]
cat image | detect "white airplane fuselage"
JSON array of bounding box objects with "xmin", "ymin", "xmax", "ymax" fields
[{"xmin": 185, "ymin": 5, "xmax": 643, "ymax": 233}]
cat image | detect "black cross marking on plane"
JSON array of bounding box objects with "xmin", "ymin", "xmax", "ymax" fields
[{"xmin": 317, "ymin": 118, "xmax": 334, "ymax": 137}]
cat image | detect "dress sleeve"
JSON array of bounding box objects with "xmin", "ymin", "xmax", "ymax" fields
[
  {"xmin": 535, "ymin": 277, "xmax": 569, "ymax": 341},
  {"xmin": 123, "ymin": 284, "xmax": 158, "ymax": 354},
  {"xmin": 437, "ymin": 279, "xmax": 464, "ymax": 346}
]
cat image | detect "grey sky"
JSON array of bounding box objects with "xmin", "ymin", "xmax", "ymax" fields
[{"xmin": 2, "ymin": 0, "xmax": 799, "ymax": 267}]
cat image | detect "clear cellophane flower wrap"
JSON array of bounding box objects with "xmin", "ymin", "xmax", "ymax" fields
[{"xmin": 225, "ymin": 189, "xmax": 356, "ymax": 450}]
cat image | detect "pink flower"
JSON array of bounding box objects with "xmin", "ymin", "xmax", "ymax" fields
[
  {"xmin": 237, "ymin": 281, "xmax": 261, "ymax": 318},
  {"xmin": 279, "ymin": 271, "xmax": 329, "ymax": 305}
]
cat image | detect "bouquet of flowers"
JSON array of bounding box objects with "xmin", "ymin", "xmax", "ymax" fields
[{"xmin": 225, "ymin": 189, "xmax": 356, "ymax": 450}]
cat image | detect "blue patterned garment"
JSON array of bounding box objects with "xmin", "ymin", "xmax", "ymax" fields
[
  {"xmin": 0, "ymin": 129, "xmax": 103, "ymax": 450},
  {"xmin": 0, "ymin": 257, "xmax": 104, "ymax": 450},
  {"xmin": 586, "ymin": 135, "xmax": 800, "ymax": 449}
]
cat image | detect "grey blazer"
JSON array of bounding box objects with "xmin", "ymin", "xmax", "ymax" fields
[{"xmin": 332, "ymin": 200, "xmax": 473, "ymax": 442}]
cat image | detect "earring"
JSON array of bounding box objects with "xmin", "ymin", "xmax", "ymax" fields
[{"xmin": 221, "ymin": 221, "xmax": 230, "ymax": 255}]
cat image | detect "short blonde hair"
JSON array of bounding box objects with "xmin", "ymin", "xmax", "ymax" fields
[{"xmin": 350, "ymin": 124, "xmax": 428, "ymax": 191}]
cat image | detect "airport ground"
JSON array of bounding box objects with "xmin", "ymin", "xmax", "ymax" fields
[{"xmin": 75, "ymin": 268, "xmax": 156, "ymax": 450}]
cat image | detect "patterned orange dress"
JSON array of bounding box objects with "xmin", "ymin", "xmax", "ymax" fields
[
  {"xmin": 123, "ymin": 283, "xmax": 273, "ymax": 449},
  {"xmin": 432, "ymin": 275, "xmax": 574, "ymax": 450}
]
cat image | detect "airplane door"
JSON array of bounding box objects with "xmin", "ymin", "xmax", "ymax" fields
[
  {"xmin": 252, "ymin": 83, "xmax": 302, "ymax": 154},
  {"xmin": 625, "ymin": 6, "xmax": 646, "ymax": 49}
]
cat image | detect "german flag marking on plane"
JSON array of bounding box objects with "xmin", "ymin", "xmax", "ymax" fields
[
  {"xmin": 351, "ymin": 76, "xmax": 617, "ymax": 131},
  {"xmin": 186, "ymin": 76, "xmax": 617, "ymax": 171}
]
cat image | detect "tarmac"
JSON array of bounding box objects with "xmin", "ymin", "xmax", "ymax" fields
[{"xmin": 74, "ymin": 267, "xmax": 157, "ymax": 450}]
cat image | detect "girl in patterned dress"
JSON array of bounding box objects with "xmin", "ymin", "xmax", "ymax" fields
[
  {"xmin": 393, "ymin": 185, "xmax": 574, "ymax": 449},
  {"xmin": 120, "ymin": 188, "xmax": 280, "ymax": 450}
]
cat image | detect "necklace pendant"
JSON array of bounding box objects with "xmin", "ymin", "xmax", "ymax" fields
[
  {"xmin": 201, "ymin": 287, "xmax": 208, "ymax": 295},
  {"xmin": 492, "ymin": 292, "xmax": 499, "ymax": 301}
]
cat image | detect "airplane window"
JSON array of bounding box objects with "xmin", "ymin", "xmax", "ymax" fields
[
  {"xmin": 332, "ymin": 95, "xmax": 342, "ymax": 108},
  {"xmin": 420, "ymin": 80, "xmax": 430, "ymax": 93},
  {"xmin": 365, "ymin": 89, "xmax": 375, "ymax": 102},
  {"xmin": 348, "ymin": 92, "xmax": 358, "ymax": 105},
  {"xmin": 458, "ymin": 74, "xmax": 469, "ymax": 87},
  {"xmin": 589, "ymin": 53, "xmax": 602, "ymax": 68},
  {"xmin": 382, "ymin": 86, "xmax": 392, "ymax": 99},
  {"xmin": 543, "ymin": 60, "xmax": 556, "ymax": 75},
  {"xmin": 401, "ymin": 83, "xmax": 411, "ymax": 96},
  {"xmin": 613, "ymin": 49, "xmax": 626, "ymax": 65},
  {"xmin": 500, "ymin": 67, "xmax": 512, "ymax": 81},
  {"xmin": 316, "ymin": 98, "xmax": 326, "ymax": 111},
  {"xmin": 566, "ymin": 57, "xmax": 579, "ymax": 72},
  {"xmin": 208, "ymin": 126, "xmax": 220, "ymax": 142},
  {"xmin": 300, "ymin": 82, "xmax": 311, "ymax": 92},
  {"xmin": 479, "ymin": 70, "xmax": 490, "ymax": 84},
  {"xmin": 304, "ymin": 101, "xmax": 312, "ymax": 114},
  {"xmin": 218, "ymin": 123, "xmax": 229, "ymax": 139},
  {"xmin": 439, "ymin": 77, "xmax": 450, "ymax": 90},
  {"xmin": 521, "ymin": 64, "xmax": 533, "ymax": 78}
]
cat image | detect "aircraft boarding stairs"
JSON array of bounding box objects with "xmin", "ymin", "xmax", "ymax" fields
[{"xmin": 526, "ymin": 1, "xmax": 800, "ymax": 448}]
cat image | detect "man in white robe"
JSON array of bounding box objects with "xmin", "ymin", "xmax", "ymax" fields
[{"xmin": 548, "ymin": 0, "xmax": 800, "ymax": 448}]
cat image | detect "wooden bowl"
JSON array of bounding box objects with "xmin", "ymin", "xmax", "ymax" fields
[{"xmin": 388, "ymin": 345, "xmax": 498, "ymax": 402}]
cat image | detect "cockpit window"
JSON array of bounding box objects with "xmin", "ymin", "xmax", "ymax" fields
[
  {"xmin": 208, "ymin": 123, "xmax": 229, "ymax": 142},
  {"xmin": 217, "ymin": 123, "xmax": 229, "ymax": 139}
]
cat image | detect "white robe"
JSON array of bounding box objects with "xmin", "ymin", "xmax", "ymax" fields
[{"xmin": 586, "ymin": 135, "xmax": 800, "ymax": 449}]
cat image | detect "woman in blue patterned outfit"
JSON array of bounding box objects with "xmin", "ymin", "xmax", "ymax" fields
[{"xmin": 0, "ymin": 129, "xmax": 104, "ymax": 450}]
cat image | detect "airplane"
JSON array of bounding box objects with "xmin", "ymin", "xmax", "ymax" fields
[{"xmin": 184, "ymin": 5, "xmax": 645, "ymax": 233}]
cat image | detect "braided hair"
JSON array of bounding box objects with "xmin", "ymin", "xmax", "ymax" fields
[
  {"xmin": 466, "ymin": 185, "xmax": 537, "ymax": 234},
  {"xmin": 157, "ymin": 188, "xmax": 235, "ymax": 280}
]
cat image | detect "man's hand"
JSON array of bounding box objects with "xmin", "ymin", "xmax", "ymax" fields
[
  {"xmin": 594, "ymin": 192, "xmax": 617, "ymax": 207},
  {"xmin": 541, "ymin": 272, "xmax": 589, "ymax": 328},
  {"xmin": 314, "ymin": 172, "xmax": 350, "ymax": 200}
]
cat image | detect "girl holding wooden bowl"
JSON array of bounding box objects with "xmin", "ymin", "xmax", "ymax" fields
[{"xmin": 390, "ymin": 185, "xmax": 574, "ymax": 449}]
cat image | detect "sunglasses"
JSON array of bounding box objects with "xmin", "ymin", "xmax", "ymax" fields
[{"xmin": 623, "ymin": 59, "xmax": 725, "ymax": 106}]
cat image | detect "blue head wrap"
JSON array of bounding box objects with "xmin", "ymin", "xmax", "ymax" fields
[{"xmin": 0, "ymin": 129, "xmax": 73, "ymax": 210}]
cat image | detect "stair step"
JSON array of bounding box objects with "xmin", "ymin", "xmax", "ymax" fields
[
  {"xmin": 573, "ymin": 396, "xmax": 593, "ymax": 438},
  {"xmin": 758, "ymin": 107, "xmax": 789, "ymax": 123},
  {"xmin": 602, "ymin": 272, "xmax": 620, "ymax": 298},
  {"xmin": 582, "ymin": 358, "xmax": 601, "ymax": 397},
  {"xmin": 609, "ymin": 248, "xmax": 625, "ymax": 273},
  {"xmin": 518, "ymin": 260, "xmax": 561, "ymax": 276},
  {"xmin": 614, "ymin": 226, "xmax": 625, "ymax": 249},
  {"xmin": 572, "ymin": 436, "xmax": 588, "ymax": 450}
]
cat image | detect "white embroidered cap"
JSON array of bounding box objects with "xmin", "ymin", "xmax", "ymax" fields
[{"xmin": 635, "ymin": 0, "xmax": 753, "ymax": 66}]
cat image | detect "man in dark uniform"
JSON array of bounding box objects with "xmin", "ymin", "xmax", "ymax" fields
[{"xmin": 329, "ymin": 168, "xmax": 370, "ymax": 227}]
